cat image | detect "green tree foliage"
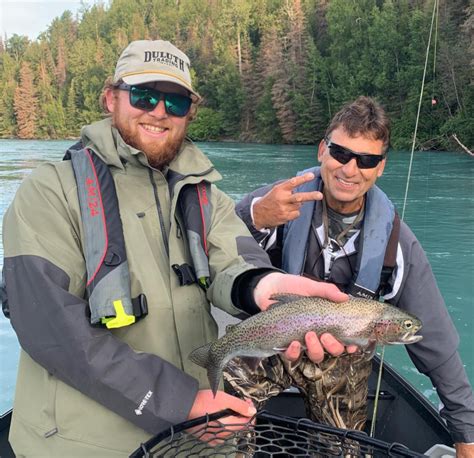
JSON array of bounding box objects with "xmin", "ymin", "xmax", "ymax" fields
[{"xmin": 0, "ymin": 0, "xmax": 471, "ymax": 151}]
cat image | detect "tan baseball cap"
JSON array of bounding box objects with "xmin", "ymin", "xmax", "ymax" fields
[{"xmin": 114, "ymin": 40, "xmax": 201, "ymax": 100}]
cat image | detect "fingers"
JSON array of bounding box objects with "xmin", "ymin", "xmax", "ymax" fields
[
  {"xmin": 278, "ymin": 173, "xmax": 322, "ymax": 205},
  {"xmin": 291, "ymin": 191, "xmax": 324, "ymax": 204},
  {"xmin": 304, "ymin": 280, "xmax": 349, "ymax": 303},
  {"xmin": 254, "ymin": 273, "xmax": 349, "ymax": 311},
  {"xmin": 283, "ymin": 340, "xmax": 302, "ymax": 362},
  {"xmin": 282, "ymin": 275, "xmax": 349, "ymax": 303},
  {"xmin": 280, "ymin": 172, "xmax": 315, "ymax": 191},
  {"xmin": 320, "ymin": 333, "xmax": 345, "ymax": 357},
  {"xmin": 254, "ymin": 173, "xmax": 321, "ymax": 229},
  {"xmin": 346, "ymin": 344, "xmax": 358, "ymax": 354},
  {"xmin": 225, "ymin": 393, "xmax": 256, "ymax": 417},
  {"xmin": 305, "ymin": 331, "xmax": 325, "ymax": 363},
  {"xmin": 305, "ymin": 332, "xmax": 359, "ymax": 363}
]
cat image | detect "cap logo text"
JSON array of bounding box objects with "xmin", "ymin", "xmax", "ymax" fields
[{"xmin": 144, "ymin": 51, "xmax": 185, "ymax": 71}]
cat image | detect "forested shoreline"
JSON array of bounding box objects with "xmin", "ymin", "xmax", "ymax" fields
[{"xmin": 0, "ymin": 0, "xmax": 472, "ymax": 150}]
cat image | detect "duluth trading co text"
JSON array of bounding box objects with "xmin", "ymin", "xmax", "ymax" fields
[{"xmin": 144, "ymin": 51, "xmax": 186, "ymax": 71}]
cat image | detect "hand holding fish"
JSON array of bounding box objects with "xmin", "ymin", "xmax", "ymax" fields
[
  {"xmin": 253, "ymin": 272, "xmax": 348, "ymax": 311},
  {"xmin": 253, "ymin": 172, "xmax": 322, "ymax": 230},
  {"xmin": 254, "ymin": 272, "xmax": 357, "ymax": 363},
  {"xmin": 189, "ymin": 288, "xmax": 422, "ymax": 397}
]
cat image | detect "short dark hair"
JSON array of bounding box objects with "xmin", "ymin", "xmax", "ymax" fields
[
  {"xmin": 325, "ymin": 96, "xmax": 391, "ymax": 153},
  {"xmin": 99, "ymin": 76, "xmax": 201, "ymax": 120}
]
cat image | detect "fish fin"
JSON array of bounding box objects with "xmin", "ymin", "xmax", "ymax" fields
[
  {"xmin": 225, "ymin": 323, "xmax": 238, "ymax": 333},
  {"xmin": 273, "ymin": 347, "xmax": 287, "ymax": 352},
  {"xmin": 240, "ymin": 357, "xmax": 262, "ymax": 372},
  {"xmin": 189, "ymin": 342, "xmax": 213, "ymax": 368},
  {"xmin": 189, "ymin": 343, "xmax": 223, "ymax": 397},
  {"xmin": 269, "ymin": 293, "xmax": 307, "ymax": 306},
  {"xmin": 208, "ymin": 363, "xmax": 223, "ymax": 397}
]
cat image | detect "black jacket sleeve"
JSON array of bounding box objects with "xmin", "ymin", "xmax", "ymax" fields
[
  {"xmin": 5, "ymin": 254, "xmax": 199, "ymax": 435},
  {"xmin": 392, "ymin": 223, "xmax": 474, "ymax": 443}
]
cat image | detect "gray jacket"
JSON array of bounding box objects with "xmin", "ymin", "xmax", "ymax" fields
[{"xmin": 236, "ymin": 173, "xmax": 474, "ymax": 443}]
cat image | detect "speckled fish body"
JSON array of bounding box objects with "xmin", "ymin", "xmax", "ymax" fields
[{"xmin": 189, "ymin": 293, "xmax": 422, "ymax": 395}]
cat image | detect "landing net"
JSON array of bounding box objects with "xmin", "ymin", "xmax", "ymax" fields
[{"xmin": 129, "ymin": 410, "xmax": 424, "ymax": 457}]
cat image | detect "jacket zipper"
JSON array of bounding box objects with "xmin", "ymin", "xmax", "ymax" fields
[{"xmin": 148, "ymin": 168, "xmax": 170, "ymax": 258}]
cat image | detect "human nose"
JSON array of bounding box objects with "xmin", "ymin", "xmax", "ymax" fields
[
  {"xmin": 341, "ymin": 157, "xmax": 359, "ymax": 175},
  {"xmin": 150, "ymin": 99, "xmax": 167, "ymax": 118}
]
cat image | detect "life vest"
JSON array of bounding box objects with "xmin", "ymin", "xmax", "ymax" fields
[
  {"xmin": 282, "ymin": 167, "xmax": 400, "ymax": 300},
  {"xmin": 63, "ymin": 143, "xmax": 211, "ymax": 329}
]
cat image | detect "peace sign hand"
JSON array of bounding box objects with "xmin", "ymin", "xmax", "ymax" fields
[{"xmin": 253, "ymin": 173, "xmax": 322, "ymax": 230}]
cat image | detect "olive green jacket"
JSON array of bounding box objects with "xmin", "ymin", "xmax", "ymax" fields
[{"xmin": 3, "ymin": 118, "xmax": 272, "ymax": 456}]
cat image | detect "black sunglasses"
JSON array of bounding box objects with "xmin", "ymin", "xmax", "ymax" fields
[
  {"xmin": 118, "ymin": 83, "xmax": 192, "ymax": 117},
  {"xmin": 324, "ymin": 137, "xmax": 386, "ymax": 169}
]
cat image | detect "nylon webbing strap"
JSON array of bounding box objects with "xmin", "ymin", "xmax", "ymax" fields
[
  {"xmin": 69, "ymin": 148, "xmax": 137, "ymax": 327},
  {"xmin": 179, "ymin": 182, "xmax": 212, "ymax": 289}
]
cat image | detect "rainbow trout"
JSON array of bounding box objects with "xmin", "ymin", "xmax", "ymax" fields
[{"xmin": 189, "ymin": 293, "xmax": 422, "ymax": 396}]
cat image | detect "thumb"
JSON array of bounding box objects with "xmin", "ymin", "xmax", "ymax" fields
[{"xmin": 227, "ymin": 395, "xmax": 256, "ymax": 417}]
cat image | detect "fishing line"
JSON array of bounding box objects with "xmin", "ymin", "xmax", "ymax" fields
[
  {"xmin": 400, "ymin": 0, "xmax": 439, "ymax": 221},
  {"xmin": 370, "ymin": 0, "xmax": 439, "ymax": 438}
]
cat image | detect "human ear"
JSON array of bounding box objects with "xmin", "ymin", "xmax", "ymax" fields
[
  {"xmin": 377, "ymin": 158, "xmax": 386, "ymax": 177},
  {"xmin": 317, "ymin": 140, "xmax": 326, "ymax": 162},
  {"xmin": 105, "ymin": 88, "xmax": 117, "ymax": 113}
]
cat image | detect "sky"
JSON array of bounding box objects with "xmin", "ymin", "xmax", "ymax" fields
[{"xmin": 0, "ymin": 0, "xmax": 108, "ymax": 41}]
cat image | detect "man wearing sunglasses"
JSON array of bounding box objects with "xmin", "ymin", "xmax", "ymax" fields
[
  {"xmin": 3, "ymin": 39, "xmax": 354, "ymax": 456},
  {"xmin": 232, "ymin": 97, "xmax": 474, "ymax": 455}
]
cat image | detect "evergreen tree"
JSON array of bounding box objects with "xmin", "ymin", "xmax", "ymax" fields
[
  {"xmin": 14, "ymin": 61, "xmax": 38, "ymax": 139},
  {"xmin": 66, "ymin": 78, "xmax": 80, "ymax": 137},
  {"xmin": 0, "ymin": 0, "xmax": 470, "ymax": 148},
  {"xmin": 255, "ymin": 26, "xmax": 284, "ymax": 143},
  {"xmin": 0, "ymin": 82, "xmax": 17, "ymax": 137}
]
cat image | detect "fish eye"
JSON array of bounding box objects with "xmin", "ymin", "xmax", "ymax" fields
[{"xmin": 404, "ymin": 320, "xmax": 413, "ymax": 329}]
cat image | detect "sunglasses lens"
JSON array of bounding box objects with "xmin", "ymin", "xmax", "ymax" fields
[
  {"xmin": 328, "ymin": 144, "xmax": 383, "ymax": 169},
  {"xmin": 164, "ymin": 93, "xmax": 192, "ymax": 117},
  {"xmin": 357, "ymin": 155, "xmax": 382, "ymax": 168},
  {"xmin": 129, "ymin": 87, "xmax": 191, "ymax": 117},
  {"xmin": 329, "ymin": 145, "xmax": 351, "ymax": 165},
  {"xmin": 130, "ymin": 87, "xmax": 159, "ymax": 111}
]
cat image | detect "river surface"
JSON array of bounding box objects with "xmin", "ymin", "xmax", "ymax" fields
[{"xmin": 0, "ymin": 139, "xmax": 473, "ymax": 414}]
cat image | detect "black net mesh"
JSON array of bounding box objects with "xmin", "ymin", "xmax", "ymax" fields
[{"xmin": 130, "ymin": 410, "xmax": 425, "ymax": 458}]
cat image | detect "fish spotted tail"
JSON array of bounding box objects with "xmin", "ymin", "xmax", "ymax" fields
[
  {"xmin": 189, "ymin": 342, "xmax": 222, "ymax": 397},
  {"xmin": 189, "ymin": 342, "xmax": 212, "ymax": 368}
]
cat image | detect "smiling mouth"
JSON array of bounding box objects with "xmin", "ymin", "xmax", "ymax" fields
[
  {"xmin": 336, "ymin": 177, "xmax": 357, "ymax": 187},
  {"xmin": 141, "ymin": 124, "xmax": 168, "ymax": 134}
]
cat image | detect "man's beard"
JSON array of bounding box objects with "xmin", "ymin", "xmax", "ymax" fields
[{"xmin": 114, "ymin": 117, "xmax": 186, "ymax": 170}]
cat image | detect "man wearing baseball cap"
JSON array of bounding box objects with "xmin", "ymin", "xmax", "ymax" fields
[{"xmin": 3, "ymin": 40, "xmax": 349, "ymax": 455}]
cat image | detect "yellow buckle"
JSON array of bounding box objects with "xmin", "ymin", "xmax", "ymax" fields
[{"xmin": 101, "ymin": 300, "xmax": 136, "ymax": 329}]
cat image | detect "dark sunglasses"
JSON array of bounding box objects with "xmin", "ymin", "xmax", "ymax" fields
[
  {"xmin": 324, "ymin": 137, "xmax": 386, "ymax": 169},
  {"xmin": 118, "ymin": 83, "xmax": 192, "ymax": 117}
]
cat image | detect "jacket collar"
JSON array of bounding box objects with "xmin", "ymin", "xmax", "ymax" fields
[{"xmin": 80, "ymin": 118, "xmax": 221, "ymax": 183}]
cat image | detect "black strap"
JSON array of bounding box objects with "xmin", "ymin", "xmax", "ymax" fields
[
  {"xmin": 378, "ymin": 211, "xmax": 401, "ymax": 296},
  {"xmin": 132, "ymin": 294, "xmax": 148, "ymax": 318},
  {"xmin": 172, "ymin": 263, "xmax": 197, "ymax": 286}
]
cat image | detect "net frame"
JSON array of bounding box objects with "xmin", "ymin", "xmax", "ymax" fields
[{"xmin": 129, "ymin": 409, "xmax": 426, "ymax": 457}]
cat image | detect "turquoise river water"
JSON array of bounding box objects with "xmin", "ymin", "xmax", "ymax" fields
[{"xmin": 0, "ymin": 139, "xmax": 472, "ymax": 414}]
